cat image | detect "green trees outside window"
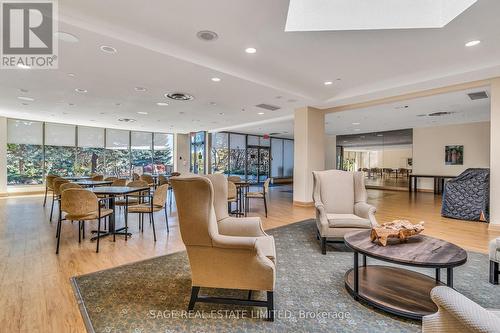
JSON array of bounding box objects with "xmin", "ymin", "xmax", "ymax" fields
[{"xmin": 6, "ymin": 144, "xmax": 44, "ymax": 185}]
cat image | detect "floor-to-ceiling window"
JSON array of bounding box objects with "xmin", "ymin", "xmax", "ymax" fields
[
  {"xmin": 210, "ymin": 132, "xmax": 229, "ymax": 174},
  {"xmin": 6, "ymin": 119, "xmax": 44, "ymax": 185},
  {"xmin": 44, "ymin": 123, "xmax": 77, "ymax": 177},
  {"xmin": 229, "ymin": 133, "xmax": 246, "ymax": 178},
  {"xmin": 190, "ymin": 131, "xmax": 206, "ymax": 174},
  {"xmin": 105, "ymin": 129, "xmax": 131, "ymax": 178},
  {"xmin": 153, "ymin": 133, "xmax": 174, "ymax": 174},
  {"xmin": 76, "ymin": 126, "xmax": 106, "ymax": 175},
  {"xmin": 131, "ymin": 131, "xmax": 153, "ymax": 175}
]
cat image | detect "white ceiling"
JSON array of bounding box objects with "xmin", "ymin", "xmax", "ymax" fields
[{"xmin": 0, "ymin": 0, "xmax": 499, "ymax": 135}]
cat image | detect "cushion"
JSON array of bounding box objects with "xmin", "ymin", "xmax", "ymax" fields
[
  {"xmin": 317, "ymin": 171, "xmax": 354, "ymax": 214},
  {"xmin": 128, "ymin": 203, "xmax": 163, "ymax": 213},
  {"xmin": 65, "ymin": 208, "xmax": 113, "ymax": 221},
  {"xmin": 255, "ymin": 236, "xmax": 276, "ymax": 263},
  {"xmin": 326, "ymin": 213, "xmax": 372, "ymax": 229}
]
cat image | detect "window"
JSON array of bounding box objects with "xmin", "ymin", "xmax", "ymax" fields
[
  {"xmin": 190, "ymin": 132, "xmax": 206, "ymax": 174},
  {"xmin": 153, "ymin": 133, "xmax": 174, "ymax": 174},
  {"xmin": 6, "ymin": 119, "xmax": 44, "ymax": 185},
  {"xmin": 131, "ymin": 131, "xmax": 153, "ymax": 175},
  {"xmin": 283, "ymin": 140, "xmax": 294, "ymax": 177},
  {"xmin": 210, "ymin": 132, "xmax": 229, "ymax": 174},
  {"xmin": 106, "ymin": 129, "xmax": 130, "ymax": 177},
  {"xmin": 44, "ymin": 123, "xmax": 76, "ymax": 176},
  {"xmin": 229, "ymin": 133, "xmax": 246, "ymax": 177},
  {"xmin": 76, "ymin": 126, "xmax": 105, "ymax": 175},
  {"xmin": 271, "ymin": 138, "xmax": 284, "ymax": 178}
]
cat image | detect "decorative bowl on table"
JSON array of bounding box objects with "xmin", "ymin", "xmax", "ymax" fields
[{"xmin": 370, "ymin": 220, "xmax": 425, "ymax": 246}]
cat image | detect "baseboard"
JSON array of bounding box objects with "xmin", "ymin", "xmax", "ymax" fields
[
  {"xmin": 488, "ymin": 224, "xmax": 500, "ymax": 232},
  {"xmin": 293, "ymin": 201, "xmax": 314, "ymax": 207},
  {"xmin": 0, "ymin": 192, "xmax": 7, "ymax": 197}
]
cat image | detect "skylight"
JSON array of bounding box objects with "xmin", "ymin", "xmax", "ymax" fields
[{"xmin": 285, "ymin": 0, "xmax": 477, "ymax": 31}]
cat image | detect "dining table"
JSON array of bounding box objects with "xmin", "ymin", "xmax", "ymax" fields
[
  {"xmin": 89, "ymin": 186, "xmax": 150, "ymax": 240},
  {"xmin": 62, "ymin": 176, "xmax": 92, "ymax": 181},
  {"xmin": 74, "ymin": 180, "xmax": 114, "ymax": 187}
]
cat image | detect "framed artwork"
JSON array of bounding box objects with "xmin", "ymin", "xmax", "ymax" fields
[{"xmin": 445, "ymin": 145, "xmax": 463, "ymax": 165}]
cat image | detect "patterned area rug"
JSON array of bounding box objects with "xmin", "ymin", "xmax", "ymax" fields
[{"xmin": 72, "ymin": 219, "xmax": 500, "ymax": 333}]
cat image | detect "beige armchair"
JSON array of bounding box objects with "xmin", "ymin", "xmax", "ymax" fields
[
  {"xmin": 423, "ymin": 286, "xmax": 500, "ymax": 333},
  {"xmin": 312, "ymin": 170, "xmax": 377, "ymax": 254},
  {"xmin": 170, "ymin": 174, "xmax": 276, "ymax": 320}
]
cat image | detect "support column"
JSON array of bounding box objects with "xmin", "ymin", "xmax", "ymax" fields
[
  {"xmin": 0, "ymin": 117, "xmax": 7, "ymax": 196},
  {"xmin": 325, "ymin": 135, "xmax": 337, "ymax": 170},
  {"xmin": 490, "ymin": 78, "xmax": 500, "ymax": 229},
  {"xmin": 293, "ymin": 107, "xmax": 325, "ymax": 206},
  {"xmin": 174, "ymin": 133, "xmax": 190, "ymax": 174}
]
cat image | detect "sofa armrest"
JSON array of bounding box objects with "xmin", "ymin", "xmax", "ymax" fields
[
  {"xmin": 218, "ymin": 217, "xmax": 267, "ymax": 237},
  {"xmin": 422, "ymin": 286, "xmax": 500, "ymax": 333},
  {"xmin": 354, "ymin": 202, "xmax": 378, "ymax": 227}
]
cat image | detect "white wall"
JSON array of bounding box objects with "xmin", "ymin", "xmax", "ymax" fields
[
  {"xmin": 325, "ymin": 135, "xmax": 337, "ymax": 169},
  {"xmin": 490, "ymin": 79, "xmax": 500, "ymax": 228},
  {"xmin": 413, "ymin": 122, "xmax": 490, "ymax": 189},
  {"xmin": 381, "ymin": 147, "xmax": 412, "ymax": 169},
  {"xmin": 174, "ymin": 133, "xmax": 190, "ymax": 174},
  {"xmin": 0, "ymin": 117, "xmax": 7, "ymax": 196}
]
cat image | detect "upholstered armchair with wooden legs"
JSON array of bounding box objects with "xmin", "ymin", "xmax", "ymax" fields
[
  {"xmin": 58, "ymin": 189, "xmax": 112, "ymax": 254},
  {"xmin": 126, "ymin": 184, "xmax": 170, "ymax": 240},
  {"xmin": 312, "ymin": 170, "xmax": 378, "ymax": 254},
  {"xmin": 171, "ymin": 175, "xmax": 276, "ymax": 320},
  {"xmin": 43, "ymin": 174, "xmax": 58, "ymax": 207},
  {"xmin": 245, "ymin": 178, "xmax": 271, "ymax": 217}
]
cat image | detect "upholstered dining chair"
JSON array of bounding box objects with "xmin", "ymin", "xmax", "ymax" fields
[
  {"xmin": 312, "ymin": 170, "xmax": 378, "ymax": 254},
  {"xmin": 111, "ymin": 178, "xmax": 127, "ymax": 186},
  {"xmin": 50, "ymin": 178, "xmax": 70, "ymax": 222},
  {"xmin": 91, "ymin": 174, "xmax": 104, "ymax": 181},
  {"xmin": 171, "ymin": 175, "xmax": 276, "ymax": 320},
  {"xmin": 132, "ymin": 172, "xmax": 140, "ymax": 181},
  {"xmin": 58, "ymin": 188, "xmax": 112, "ymax": 254},
  {"xmin": 227, "ymin": 175, "xmax": 242, "ymax": 183},
  {"xmin": 227, "ymin": 180, "xmax": 237, "ymax": 214},
  {"xmin": 104, "ymin": 176, "xmax": 118, "ymax": 182},
  {"xmin": 126, "ymin": 184, "xmax": 169, "ymax": 241},
  {"xmin": 43, "ymin": 174, "xmax": 58, "ymax": 207},
  {"xmin": 245, "ymin": 178, "xmax": 271, "ymax": 217},
  {"xmin": 140, "ymin": 174, "xmax": 155, "ymax": 187},
  {"xmin": 158, "ymin": 175, "xmax": 168, "ymax": 186},
  {"xmin": 115, "ymin": 180, "xmax": 149, "ymax": 207}
]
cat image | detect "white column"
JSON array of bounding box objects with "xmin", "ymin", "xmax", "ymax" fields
[
  {"xmin": 174, "ymin": 133, "xmax": 190, "ymax": 174},
  {"xmin": 293, "ymin": 106, "xmax": 325, "ymax": 205},
  {"xmin": 325, "ymin": 135, "xmax": 337, "ymax": 170},
  {"xmin": 490, "ymin": 78, "xmax": 500, "ymax": 229},
  {"xmin": 0, "ymin": 117, "xmax": 7, "ymax": 196}
]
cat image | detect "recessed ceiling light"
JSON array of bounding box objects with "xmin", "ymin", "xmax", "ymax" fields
[
  {"xmin": 68, "ymin": 103, "xmax": 75, "ymax": 106},
  {"xmin": 241, "ymin": 108, "xmax": 246, "ymax": 112},
  {"xmin": 137, "ymin": 111, "xmax": 148, "ymax": 115},
  {"xmin": 19, "ymin": 88, "xmax": 28, "ymax": 93},
  {"xmin": 211, "ymin": 77, "xmax": 221, "ymax": 82},
  {"xmin": 17, "ymin": 64, "xmax": 30, "ymax": 69},
  {"xmin": 165, "ymin": 92, "xmax": 194, "ymax": 101},
  {"xmin": 352, "ymin": 122, "xmax": 360, "ymax": 125},
  {"xmin": 156, "ymin": 102, "xmax": 169, "ymax": 106},
  {"xmin": 134, "ymin": 87, "xmax": 147, "ymax": 92},
  {"xmin": 324, "ymin": 81, "xmax": 333, "ymax": 85},
  {"xmin": 258, "ymin": 112, "xmax": 265, "ymax": 115},
  {"xmin": 465, "ymin": 40, "xmax": 481, "ymax": 47},
  {"xmin": 209, "ymin": 102, "xmax": 217, "ymax": 106},
  {"xmin": 115, "ymin": 103, "xmax": 121, "ymax": 106},
  {"xmin": 219, "ymin": 112, "xmax": 225, "ymax": 115},
  {"xmin": 55, "ymin": 31, "xmax": 79, "ymax": 43},
  {"xmin": 196, "ymin": 30, "xmax": 218, "ymax": 41},
  {"xmin": 245, "ymin": 47, "xmax": 257, "ymax": 54},
  {"xmin": 118, "ymin": 118, "xmax": 136, "ymax": 122},
  {"xmin": 100, "ymin": 45, "xmax": 117, "ymax": 53},
  {"xmin": 67, "ymin": 73, "xmax": 76, "ymax": 77},
  {"xmin": 75, "ymin": 88, "xmax": 87, "ymax": 93},
  {"xmin": 17, "ymin": 96, "xmax": 34, "ymax": 101}
]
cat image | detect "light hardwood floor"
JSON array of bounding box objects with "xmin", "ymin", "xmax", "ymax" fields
[{"xmin": 0, "ymin": 186, "xmax": 499, "ymax": 332}]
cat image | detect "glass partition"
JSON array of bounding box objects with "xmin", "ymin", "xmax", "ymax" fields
[
  {"xmin": 283, "ymin": 140, "xmax": 294, "ymax": 177},
  {"xmin": 271, "ymin": 138, "xmax": 284, "ymax": 178}
]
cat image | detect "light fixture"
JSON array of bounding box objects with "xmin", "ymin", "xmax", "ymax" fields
[
  {"xmin": 17, "ymin": 64, "xmax": 30, "ymax": 69},
  {"xmin": 352, "ymin": 122, "xmax": 360, "ymax": 125},
  {"xmin": 17, "ymin": 96, "xmax": 34, "ymax": 101},
  {"xmin": 219, "ymin": 112, "xmax": 225, "ymax": 115},
  {"xmin": 55, "ymin": 31, "xmax": 79, "ymax": 43},
  {"xmin": 165, "ymin": 92, "xmax": 194, "ymax": 101},
  {"xmin": 377, "ymin": 134, "xmax": 384, "ymax": 137},
  {"xmin": 156, "ymin": 102, "xmax": 169, "ymax": 106},
  {"xmin": 118, "ymin": 118, "xmax": 136, "ymax": 122},
  {"xmin": 465, "ymin": 40, "xmax": 481, "ymax": 47},
  {"xmin": 137, "ymin": 111, "xmax": 148, "ymax": 115},
  {"xmin": 19, "ymin": 88, "xmax": 28, "ymax": 93},
  {"xmin": 209, "ymin": 102, "xmax": 217, "ymax": 106},
  {"xmin": 134, "ymin": 87, "xmax": 147, "ymax": 92},
  {"xmin": 196, "ymin": 30, "xmax": 218, "ymax": 42},
  {"xmin": 67, "ymin": 73, "xmax": 76, "ymax": 78},
  {"xmin": 74, "ymin": 88, "xmax": 87, "ymax": 93},
  {"xmin": 211, "ymin": 77, "xmax": 221, "ymax": 82},
  {"xmin": 324, "ymin": 81, "xmax": 333, "ymax": 85},
  {"xmin": 245, "ymin": 47, "xmax": 257, "ymax": 54},
  {"xmin": 100, "ymin": 45, "xmax": 117, "ymax": 53},
  {"xmin": 258, "ymin": 112, "xmax": 265, "ymax": 115}
]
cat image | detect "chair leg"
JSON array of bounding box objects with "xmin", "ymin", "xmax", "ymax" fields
[
  {"xmin": 141, "ymin": 214, "xmax": 144, "ymax": 233},
  {"xmin": 267, "ymin": 291, "xmax": 274, "ymax": 322},
  {"xmin": 321, "ymin": 237, "xmax": 327, "ymax": 255},
  {"xmin": 55, "ymin": 215, "xmax": 62, "ymax": 254},
  {"xmin": 96, "ymin": 219, "xmax": 101, "ymax": 253},
  {"xmin": 78, "ymin": 221, "xmax": 81, "ymax": 243},
  {"xmin": 124, "ymin": 206, "xmax": 128, "ymax": 241},
  {"xmin": 150, "ymin": 212, "xmax": 157, "ymax": 242},
  {"xmin": 263, "ymin": 195, "xmax": 268, "ymax": 218},
  {"xmin": 50, "ymin": 195, "xmax": 55, "ymax": 222},
  {"xmin": 82, "ymin": 221, "xmax": 85, "ymax": 239},
  {"xmin": 43, "ymin": 187, "xmax": 48, "ymax": 206},
  {"xmin": 247, "ymin": 290, "xmax": 252, "ymax": 300},
  {"xmin": 490, "ymin": 260, "xmax": 499, "ymax": 284},
  {"xmin": 164, "ymin": 206, "xmax": 169, "ymax": 233},
  {"xmin": 188, "ymin": 286, "xmax": 200, "ymax": 311}
]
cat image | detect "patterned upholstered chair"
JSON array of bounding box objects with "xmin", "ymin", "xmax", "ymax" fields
[
  {"xmin": 312, "ymin": 170, "xmax": 378, "ymax": 254},
  {"xmin": 423, "ymin": 286, "xmax": 500, "ymax": 332},
  {"xmin": 490, "ymin": 237, "xmax": 500, "ymax": 284},
  {"xmin": 171, "ymin": 174, "xmax": 276, "ymax": 320}
]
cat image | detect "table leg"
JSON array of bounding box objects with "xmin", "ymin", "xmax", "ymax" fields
[
  {"xmin": 447, "ymin": 267, "xmax": 453, "ymax": 287},
  {"xmin": 362, "ymin": 254, "xmax": 367, "ymax": 267},
  {"xmin": 353, "ymin": 252, "xmax": 359, "ymax": 298},
  {"xmin": 435, "ymin": 268, "xmax": 440, "ymax": 282},
  {"xmin": 414, "ymin": 177, "xmax": 418, "ymax": 192},
  {"xmin": 409, "ymin": 176, "xmax": 412, "ymax": 192}
]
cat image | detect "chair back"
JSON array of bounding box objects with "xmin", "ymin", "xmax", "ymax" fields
[
  {"xmin": 140, "ymin": 174, "xmax": 154, "ymax": 186},
  {"xmin": 158, "ymin": 175, "xmax": 169, "ymax": 186},
  {"xmin": 111, "ymin": 179, "xmax": 127, "ymax": 186},
  {"xmin": 152, "ymin": 184, "xmax": 169, "ymax": 207},
  {"xmin": 312, "ymin": 170, "xmax": 367, "ymax": 214},
  {"xmin": 171, "ymin": 172, "xmax": 181, "ymax": 177},
  {"xmin": 91, "ymin": 174, "xmax": 104, "ymax": 181},
  {"xmin": 46, "ymin": 174, "xmax": 58, "ymax": 189},
  {"xmin": 60, "ymin": 183, "xmax": 82, "ymax": 192},
  {"xmin": 127, "ymin": 180, "xmax": 148, "ymax": 187},
  {"xmin": 227, "ymin": 176, "xmax": 241, "ymax": 183},
  {"xmin": 132, "ymin": 173, "xmax": 140, "ymax": 181},
  {"xmin": 104, "ymin": 176, "xmax": 118, "ymax": 181},
  {"xmin": 61, "ymin": 189, "xmax": 98, "ymax": 216},
  {"xmin": 53, "ymin": 178, "xmax": 70, "ymax": 196},
  {"xmin": 263, "ymin": 178, "xmax": 271, "ymax": 194},
  {"xmin": 170, "ymin": 176, "xmax": 217, "ymax": 247},
  {"xmin": 206, "ymin": 174, "xmax": 230, "ymax": 221}
]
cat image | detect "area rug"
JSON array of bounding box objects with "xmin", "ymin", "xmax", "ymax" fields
[{"xmin": 72, "ymin": 219, "xmax": 500, "ymax": 333}]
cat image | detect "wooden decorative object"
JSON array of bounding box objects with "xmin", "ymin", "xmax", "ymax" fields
[{"xmin": 370, "ymin": 220, "xmax": 425, "ymax": 246}]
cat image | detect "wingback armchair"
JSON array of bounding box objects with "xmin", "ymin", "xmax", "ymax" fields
[
  {"xmin": 312, "ymin": 170, "xmax": 377, "ymax": 254},
  {"xmin": 170, "ymin": 175, "xmax": 276, "ymax": 320}
]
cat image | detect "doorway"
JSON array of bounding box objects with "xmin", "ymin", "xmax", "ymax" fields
[{"xmin": 247, "ymin": 146, "xmax": 270, "ymax": 183}]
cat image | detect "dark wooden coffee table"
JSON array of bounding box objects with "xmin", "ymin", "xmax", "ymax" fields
[{"xmin": 344, "ymin": 230, "xmax": 467, "ymax": 320}]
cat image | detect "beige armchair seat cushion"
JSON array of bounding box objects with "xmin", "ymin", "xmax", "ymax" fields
[
  {"xmin": 326, "ymin": 213, "xmax": 372, "ymax": 229},
  {"xmin": 65, "ymin": 208, "xmax": 113, "ymax": 221},
  {"xmin": 490, "ymin": 237, "xmax": 500, "ymax": 263}
]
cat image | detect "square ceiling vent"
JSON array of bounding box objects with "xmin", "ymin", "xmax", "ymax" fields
[
  {"xmin": 285, "ymin": 0, "xmax": 477, "ymax": 31},
  {"xmin": 467, "ymin": 91, "xmax": 489, "ymax": 100}
]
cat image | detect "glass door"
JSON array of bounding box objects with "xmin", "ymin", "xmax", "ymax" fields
[{"xmin": 246, "ymin": 146, "xmax": 270, "ymax": 183}]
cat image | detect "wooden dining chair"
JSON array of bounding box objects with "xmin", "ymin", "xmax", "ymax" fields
[
  {"xmin": 43, "ymin": 174, "xmax": 58, "ymax": 207},
  {"xmin": 58, "ymin": 189, "xmax": 112, "ymax": 254},
  {"xmin": 126, "ymin": 184, "xmax": 169, "ymax": 241},
  {"xmin": 50, "ymin": 178, "xmax": 70, "ymax": 222},
  {"xmin": 245, "ymin": 178, "xmax": 271, "ymax": 217}
]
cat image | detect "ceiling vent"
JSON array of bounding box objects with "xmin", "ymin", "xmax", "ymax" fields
[
  {"xmin": 428, "ymin": 111, "xmax": 454, "ymax": 117},
  {"xmin": 467, "ymin": 91, "xmax": 489, "ymax": 100},
  {"xmin": 196, "ymin": 30, "xmax": 218, "ymax": 42},
  {"xmin": 255, "ymin": 103, "xmax": 281, "ymax": 111},
  {"xmin": 165, "ymin": 92, "xmax": 195, "ymax": 101},
  {"xmin": 118, "ymin": 118, "xmax": 136, "ymax": 122}
]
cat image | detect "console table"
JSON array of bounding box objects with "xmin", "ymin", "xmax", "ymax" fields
[{"xmin": 409, "ymin": 174, "xmax": 456, "ymax": 194}]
